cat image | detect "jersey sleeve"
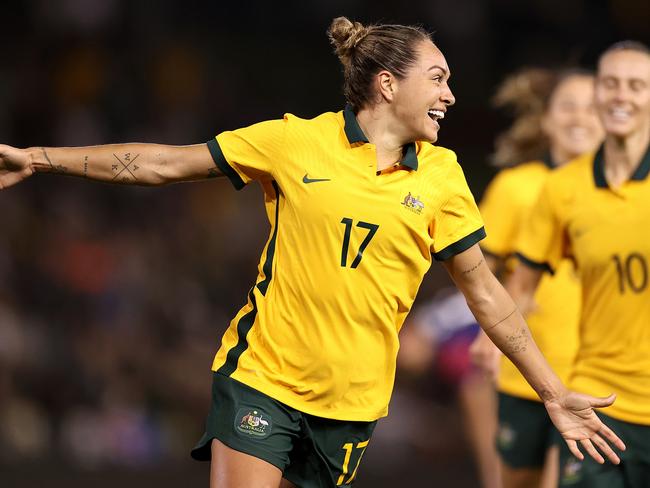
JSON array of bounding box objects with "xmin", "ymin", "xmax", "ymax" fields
[
  {"xmin": 431, "ymin": 159, "xmax": 486, "ymax": 261},
  {"xmin": 479, "ymin": 170, "xmax": 525, "ymax": 257},
  {"xmin": 207, "ymin": 117, "xmax": 287, "ymax": 190},
  {"xmin": 515, "ymin": 177, "xmax": 566, "ymax": 273}
]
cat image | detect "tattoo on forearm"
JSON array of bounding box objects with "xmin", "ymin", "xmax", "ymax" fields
[
  {"xmin": 112, "ymin": 153, "xmax": 140, "ymax": 182},
  {"xmin": 207, "ymin": 168, "xmax": 220, "ymax": 178},
  {"xmin": 505, "ymin": 327, "xmax": 529, "ymax": 354},
  {"xmin": 41, "ymin": 147, "xmax": 68, "ymax": 174},
  {"xmin": 485, "ymin": 308, "xmax": 517, "ymax": 331},
  {"xmin": 461, "ymin": 258, "xmax": 484, "ymax": 275},
  {"xmin": 83, "ymin": 156, "xmax": 88, "ymax": 177}
]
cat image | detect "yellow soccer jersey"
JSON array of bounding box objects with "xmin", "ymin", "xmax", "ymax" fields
[
  {"xmin": 480, "ymin": 161, "xmax": 581, "ymax": 401},
  {"xmin": 207, "ymin": 106, "xmax": 485, "ymax": 421},
  {"xmin": 518, "ymin": 145, "xmax": 650, "ymax": 425}
]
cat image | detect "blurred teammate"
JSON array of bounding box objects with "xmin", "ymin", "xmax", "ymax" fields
[
  {"xmin": 512, "ymin": 42, "xmax": 650, "ymax": 487},
  {"xmin": 0, "ymin": 17, "xmax": 625, "ymax": 488},
  {"xmin": 399, "ymin": 287, "xmax": 502, "ymax": 488},
  {"xmin": 471, "ymin": 68, "xmax": 604, "ymax": 488}
]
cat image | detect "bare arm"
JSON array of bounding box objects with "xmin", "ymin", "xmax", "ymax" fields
[
  {"xmin": 445, "ymin": 243, "xmax": 625, "ymax": 463},
  {"xmin": 445, "ymin": 244, "xmax": 562, "ymax": 400},
  {"xmin": 0, "ymin": 143, "xmax": 221, "ymax": 188},
  {"xmin": 469, "ymin": 253, "xmax": 543, "ymax": 377}
]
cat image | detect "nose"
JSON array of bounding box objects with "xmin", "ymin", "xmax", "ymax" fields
[{"xmin": 442, "ymin": 83, "xmax": 456, "ymax": 107}]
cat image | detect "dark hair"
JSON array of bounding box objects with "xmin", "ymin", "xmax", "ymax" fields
[
  {"xmin": 491, "ymin": 68, "xmax": 595, "ymax": 167},
  {"xmin": 599, "ymin": 40, "xmax": 650, "ymax": 64},
  {"xmin": 327, "ymin": 17, "xmax": 432, "ymax": 112}
]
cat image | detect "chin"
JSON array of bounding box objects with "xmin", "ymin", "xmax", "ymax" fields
[{"xmin": 604, "ymin": 123, "xmax": 636, "ymax": 139}]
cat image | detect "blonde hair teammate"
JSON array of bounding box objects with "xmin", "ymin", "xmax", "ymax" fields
[
  {"xmin": 512, "ymin": 41, "xmax": 650, "ymax": 488},
  {"xmin": 0, "ymin": 18, "xmax": 625, "ymax": 488}
]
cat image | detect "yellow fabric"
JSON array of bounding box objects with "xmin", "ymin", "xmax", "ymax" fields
[
  {"xmin": 209, "ymin": 109, "xmax": 485, "ymax": 421},
  {"xmin": 517, "ymin": 150, "xmax": 650, "ymax": 424},
  {"xmin": 480, "ymin": 162, "xmax": 581, "ymax": 401}
]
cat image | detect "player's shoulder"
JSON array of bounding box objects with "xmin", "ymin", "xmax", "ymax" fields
[
  {"xmin": 282, "ymin": 110, "xmax": 342, "ymax": 132},
  {"xmin": 500, "ymin": 160, "xmax": 550, "ymax": 182},
  {"xmin": 416, "ymin": 143, "xmax": 462, "ymax": 175},
  {"xmin": 547, "ymin": 152, "xmax": 595, "ymax": 188}
]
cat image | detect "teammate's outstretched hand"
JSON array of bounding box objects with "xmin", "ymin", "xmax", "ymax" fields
[
  {"xmin": 0, "ymin": 145, "xmax": 33, "ymax": 189},
  {"xmin": 545, "ymin": 391, "xmax": 626, "ymax": 464}
]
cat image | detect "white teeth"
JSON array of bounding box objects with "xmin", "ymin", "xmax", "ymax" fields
[
  {"xmin": 610, "ymin": 107, "xmax": 631, "ymax": 119},
  {"xmin": 428, "ymin": 109, "xmax": 445, "ymax": 119}
]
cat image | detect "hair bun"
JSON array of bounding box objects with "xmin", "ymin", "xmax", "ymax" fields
[{"xmin": 328, "ymin": 17, "xmax": 371, "ymax": 68}]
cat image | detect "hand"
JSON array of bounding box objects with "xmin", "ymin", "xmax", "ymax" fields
[
  {"xmin": 469, "ymin": 329, "xmax": 502, "ymax": 381},
  {"xmin": 0, "ymin": 144, "xmax": 34, "ymax": 189},
  {"xmin": 545, "ymin": 391, "xmax": 626, "ymax": 464}
]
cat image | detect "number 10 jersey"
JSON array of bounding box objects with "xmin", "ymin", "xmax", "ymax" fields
[{"xmin": 517, "ymin": 145, "xmax": 650, "ymax": 425}]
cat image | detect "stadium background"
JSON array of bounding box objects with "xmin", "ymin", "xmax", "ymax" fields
[{"xmin": 0, "ymin": 1, "xmax": 648, "ymax": 486}]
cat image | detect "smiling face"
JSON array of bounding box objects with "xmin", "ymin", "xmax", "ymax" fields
[
  {"xmin": 595, "ymin": 49, "xmax": 650, "ymax": 139},
  {"xmin": 389, "ymin": 40, "xmax": 455, "ymax": 143},
  {"xmin": 542, "ymin": 74, "xmax": 604, "ymax": 163}
]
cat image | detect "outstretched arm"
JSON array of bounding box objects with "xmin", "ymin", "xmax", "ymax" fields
[
  {"xmin": 444, "ymin": 243, "xmax": 625, "ymax": 464},
  {"xmin": 0, "ymin": 143, "xmax": 221, "ymax": 189},
  {"xmin": 469, "ymin": 256, "xmax": 543, "ymax": 378}
]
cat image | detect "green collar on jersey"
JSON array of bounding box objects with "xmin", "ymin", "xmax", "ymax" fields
[
  {"xmin": 593, "ymin": 143, "xmax": 650, "ymax": 188},
  {"xmin": 343, "ymin": 105, "xmax": 419, "ymax": 171}
]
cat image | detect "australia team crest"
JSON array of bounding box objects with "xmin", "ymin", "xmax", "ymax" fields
[
  {"xmin": 401, "ymin": 192, "xmax": 425, "ymax": 214},
  {"xmin": 235, "ymin": 408, "xmax": 272, "ymax": 438}
]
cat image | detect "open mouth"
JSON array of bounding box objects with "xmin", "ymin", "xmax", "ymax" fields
[{"xmin": 427, "ymin": 109, "xmax": 445, "ymax": 126}]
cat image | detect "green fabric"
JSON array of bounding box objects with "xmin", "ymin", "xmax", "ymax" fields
[
  {"xmin": 496, "ymin": 392, "xmax": 557, "ymax": 468},
  {"xmin": 558, "ymin": 413, "xmax": 650, "ymax": 487},
  {"xmin": 192, "ymin": 373, "xmax": 377, "ymax": 487}
]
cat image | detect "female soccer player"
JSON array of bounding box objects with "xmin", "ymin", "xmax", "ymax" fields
[
  {"xmin": 0, "ymin": 17, "xmax": 625, "ymax": 488},
  {"xmin": 512, "ymin": 42, "xmax": 650, "ymax": 488},
  {"xmin": 470, "ymin": 68, "xmax": 604, "ymax": 488}
]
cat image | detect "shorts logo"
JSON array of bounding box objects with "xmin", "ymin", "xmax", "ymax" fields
[
  {"xmin": 497, "ymin": 423, "xmax": 516, "ymax": 450},
  {"xmin": 401, "ymin": 192, "xmax": 424, "ymax": 214},
  {"xmin": 235, "ymin": 408, "xmax": 272, "ymax": 438},
  {"xmin": 561, "ymin": 457, "xmax": 583, "ymax": 484}
]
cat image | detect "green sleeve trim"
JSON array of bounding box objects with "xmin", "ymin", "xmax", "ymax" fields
[
  {"xmin": 515, "ymin": 252, "xmax": 554, "ymax": 275},
  {"xmin": 433, "ymin": 227, "xmax": 486, "ymax": 261},
  {"xmin": 207, "ymin": 138, "xmax": 246, "ymax": 190}
]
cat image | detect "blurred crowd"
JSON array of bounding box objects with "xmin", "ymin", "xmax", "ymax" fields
[{"xmin": 1, "ymin": 0, "xmax": 648, "ymax": 486}]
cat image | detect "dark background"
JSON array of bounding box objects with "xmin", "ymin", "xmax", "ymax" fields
[{"xmin": 1, "ymin": 1, "xmax": 648, "ymax": 486}]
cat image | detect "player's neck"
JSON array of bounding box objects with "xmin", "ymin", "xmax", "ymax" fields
[
  {"xmin": 603, "ymin": 123, "xmax": 650, "ymax": 187},
  {"xmin": 356, "ymin": 107, "xmax": 407, "ymax": 171}
]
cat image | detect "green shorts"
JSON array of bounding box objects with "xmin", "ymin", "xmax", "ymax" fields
[
  {"xmin": 191, "ymin": 373, "xmax": 377, "ymax": 488},
  {"xmin": 496, "ymin": 392, "xmax": 557, "ymax": 468},
  {"xmin": 558, "ymin": 413, "xmax": 650, "ymax": 487}
]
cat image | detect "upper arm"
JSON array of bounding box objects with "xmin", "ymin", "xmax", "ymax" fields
[
  {"xmin": 442, "ymin": 243, "xmax": 497, "ymax": 299},
  {"xmin": 160, "ymin": 143, "xmax": 222, "ymax": 183}
]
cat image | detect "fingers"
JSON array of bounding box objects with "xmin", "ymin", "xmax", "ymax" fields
[
  {"xmin": 565, "ymin": 439, "xmax": 584, "ymax": 461},
  {"xmin": 580, "ymin": 438, "xmax": 604, "ymax": 464},
  {"xmin": 599, "ymin": 422, "xmax": 627, "ymax": 451},
  {"xmin": 591, "ymin": 434, "xmax": 620, "ymax": 465},
  {"xmin": 588, "ymin": 393, "xmax": 617, "ymax": 408}
]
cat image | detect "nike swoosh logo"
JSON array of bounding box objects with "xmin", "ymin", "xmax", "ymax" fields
[{"xmin": 302, "ymin": 174, "xmax": 331, "ymax": 184}]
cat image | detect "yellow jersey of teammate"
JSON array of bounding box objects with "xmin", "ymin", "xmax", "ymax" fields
[
  {"xmin": 207, "ymin": 107, "xmax": 485, "ymax": 421},
  {"xmin": 480, "ymin": 160, "xmax": 581, "ymax": 401},
  {"xmin": 517, "ymin": 146, "xmax": 650, "ymax": 425}
]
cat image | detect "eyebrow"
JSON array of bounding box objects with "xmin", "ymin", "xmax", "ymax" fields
[{"xmin": 427, "ymin": 65, "xmax": 448, "ymax": 75}]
